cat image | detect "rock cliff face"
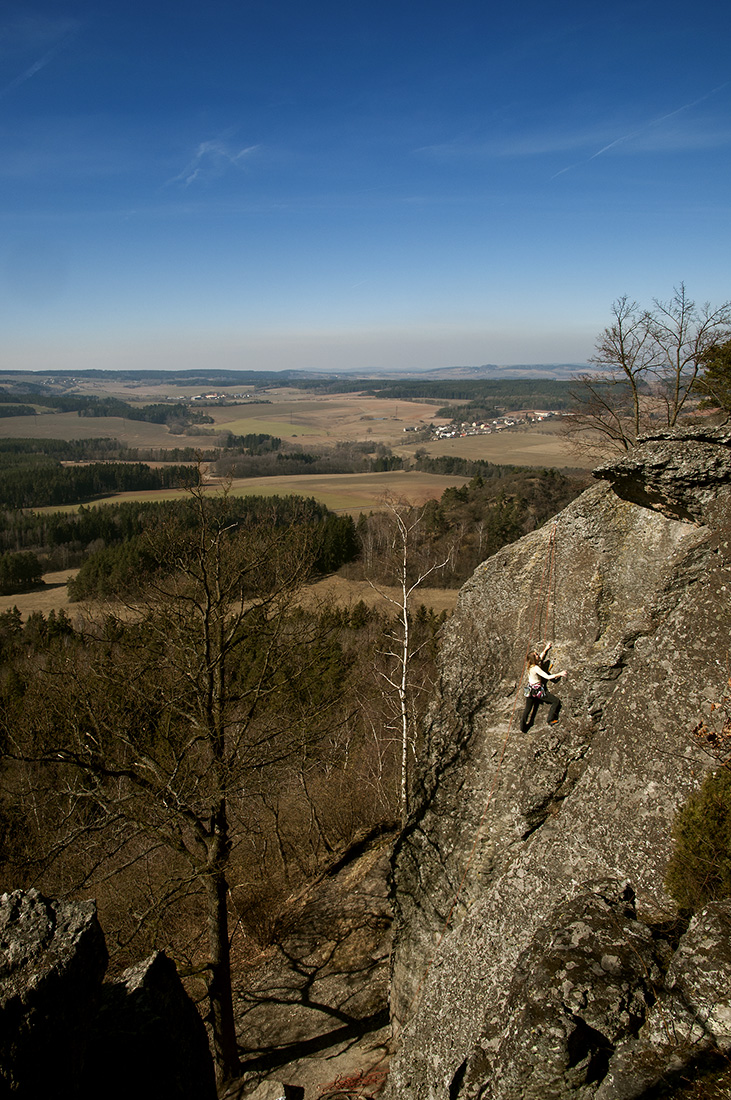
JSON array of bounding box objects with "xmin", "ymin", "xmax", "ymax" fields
[{"xmin": 386, "ymin": 427, "xmax": 731, "ymax": 1099}]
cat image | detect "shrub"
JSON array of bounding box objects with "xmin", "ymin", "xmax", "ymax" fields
[{"xmin": 665, "ymin": 767, "xmax": 731, "ymax": 915}]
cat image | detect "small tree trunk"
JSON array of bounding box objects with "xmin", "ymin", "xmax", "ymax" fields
[{"xmin": 205, "ymin": 857, "xmax": 240, "ymax": 1083}]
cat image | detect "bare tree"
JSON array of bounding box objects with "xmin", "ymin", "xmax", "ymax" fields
[
  {"xmin": 566, "ymin": 286, "xmax": 731, "ymax": 455},
  {"xmin": 367, "ymin": 497, "xmax": 452, "ymax": 823},
  {"xmin": 9, "ymin": 485, "xmax": 340, "ymax": 1083}
]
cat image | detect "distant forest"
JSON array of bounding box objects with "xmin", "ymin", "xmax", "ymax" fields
[
  {"xmin": 0, "ymin": 434, "xmax": 581, "ymax": 510},
  {"xmin": 0, "ymin": 375, "xmax": 576, "ymax": 412},
  {"xmin": 0, "ymin": 434, "xmax": 285, "ymax": 509},
  {"xmin": 0, "ymin": 389, "xmax": 214, "ymax": 429},
  {"xmin": 287, "ymin": 377, "xmax": 575, "ymax": 410},
  {"xmin": 0, "ymin": 461, "xmax": 585, "ymax": 594},
  {"xmin": 0, "ymin": 455, "xmax": 195, "ymax": 510},
  {"xmin": 0, "ymin": 492, "xmax": 358, "ymax": 596}
]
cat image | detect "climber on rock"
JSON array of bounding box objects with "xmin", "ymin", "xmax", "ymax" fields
[{"xmin": 520, "ymin": 641, "xmax": 568, "ymax": 733}]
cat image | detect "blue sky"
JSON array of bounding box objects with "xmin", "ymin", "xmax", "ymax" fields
[{"xmin": 1, "ymin": 0, "xmax": 729, "ymax": 373}]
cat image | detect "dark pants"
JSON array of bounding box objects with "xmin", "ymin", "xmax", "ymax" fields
[{"xmin": 521, "ymin": 690, "xmax": 562, "ymax": 732}]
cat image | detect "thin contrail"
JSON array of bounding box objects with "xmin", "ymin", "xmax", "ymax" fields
[
  {"xmin": 0, "ymin": 33, "xmax": 76, "ymax": 101},
  {"xmin": 551, "ymin": 81, "xmax": 729, "ymax": 179}
]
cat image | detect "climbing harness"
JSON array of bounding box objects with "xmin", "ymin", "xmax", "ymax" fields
[
  {"xmin": 313, "ymin": 520, "xmax": 562, "ymax": 1099},
  {"xmin": 393, "ymin": 522, "xmax": 562, "ymax": 1015}
]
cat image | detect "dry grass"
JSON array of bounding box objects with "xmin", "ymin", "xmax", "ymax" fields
[
  {"xmin": 0, "ymin": 387, "xmax": 594, "ymax": 468},
  {"xmin": 0, "ymin": 412, "xmax": 213, "ymax": 449},
  {"xmin": 207, "ymin": 391, "xmax": 448, "ymax": 447},
  {"xmin": 30, "ymin": 470, "xmax": 472, "ymax": 516},
  {"xmin": 304, "ymin": 574, "xmax": 458, "ymax": 615},
  {"xmin": 0, "ymin": 392, "xmax": 447, "ymax": 451},
  {"xmin": 0, "ymin": 571, "xmax": 81, "ymax": 620},
  {"xmin": 1, "ymin": 568, "xmax": 458, "ymax": 622},
  {"xmin": 226, "ymin": 470, "xmax": 471, "ymax": 513},
  {"xmin": 396, "ymin": 421, "xmax": 593, "ymax": 470}
]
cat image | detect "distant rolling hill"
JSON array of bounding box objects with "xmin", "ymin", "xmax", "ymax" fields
[{"xmin": 0, "ymin": 363, "xmax": 590, "ymax": 389}]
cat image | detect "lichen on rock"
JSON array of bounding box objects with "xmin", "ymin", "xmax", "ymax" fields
[{"xmin": 385, "ymin": 428, "xmax": 731, "ymax": 1099}]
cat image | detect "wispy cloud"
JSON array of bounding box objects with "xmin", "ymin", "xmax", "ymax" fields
[
  {"xmin": 0, "ymin": 14, "xmax": 80, "ymax": 100},
  {"xmin": 167, "ymin": 140, "xmax": 260, "ymax": 187},
  {"xmin": 551, "ymin": 82, "xmax": 730, "ymax": 179},
  {"xmin": 415, "ymin": 81, "xmax": 731, "ymax": 174},
  {"xmin": 416, "ymin": 129, "xmax": 608, "ymax": 160}
]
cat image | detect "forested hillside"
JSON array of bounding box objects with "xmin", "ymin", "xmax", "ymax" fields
[{"xmin": 0, "ymin": 486, "xmax": 441, "ymax": 1078}]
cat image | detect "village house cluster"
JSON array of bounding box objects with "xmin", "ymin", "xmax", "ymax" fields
[
  {"xmin": 189, "ymin": 392, "xmax": 251, "ymax": 402},
  {"xmin": 426, "ymin": 411, "xmax": 557, "ymax": 439}
]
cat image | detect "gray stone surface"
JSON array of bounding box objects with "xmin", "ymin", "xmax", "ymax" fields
[
  {"xmin": 595, "ymin": 899, "xmax": 731, "ymax": 1100},
  {"xmin": 594, "ymin": 425, "xmax": 731, "ymax": 522},
  {"xmin": 666, "ymin": 899, "xmax": 731, "ymax": 1050},
  {"xmin": 0, "ymin": 888, "xmax": 108, "ymax": 1098},
  {"xmin": 461, "ymin": 881, "xmax": 661, "ymax": 1100},
  {"xmin": 385, "ymin": 428, "xmax": 731, "ymax": 1099}
]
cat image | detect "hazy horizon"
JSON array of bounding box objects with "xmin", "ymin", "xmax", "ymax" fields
[{"xmin": 2, "ymin": 0, "xmax": 729, "ymax": 374}]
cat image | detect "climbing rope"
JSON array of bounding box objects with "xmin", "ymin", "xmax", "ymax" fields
[
  {"xmin": 398, "ymin": 523, "xmax": 560, "ymax": 1018},
  {"xmin": 314, "ymin": 520, "xmax": 561, "ymax": 1098},
  {"xmin": 535, "ymin": 522, "xmax": 558, "ymax": 645}
]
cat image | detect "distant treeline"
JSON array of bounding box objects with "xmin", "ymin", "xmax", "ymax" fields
[
  {"xmin": 0, "ymin": 498, "xmax": 175, "ymax": 557},
  {"xmin": 0, "ymin": 433, "xmax": 281, "ymax": 463},
  {"xmin": 0, "ymin": 461, "xmax": 584, "ymax": 598},
  {"xmin": 292, "ymin": 378, "xmax": 576, "ymax": 410},
  {"xmin": 0, "ymin": 456, "xmax": 195, "ymax": 510},
  {"xmin": 0, "ymin": 551, "xmax": 43, "ymax": 595},
  {"xmin": 351, "ymin": 466, "xmax": 586, "ymax": 588},
  {"xmin": 0, "ymin": 390, "xmax": 213, "ymax": 428},
  {"xmin": 0, "ymin": 370, "xmax": 288, "ymax": 387},
  {"xmin": 410, "ymin": 452, "xmax": 575, "ymax": 479},
  {"xmin": 0, "ymin": 492, "xmax": 357, "ymax": 597},
  {"xmin": 215, "ymin": 445, "xmax": 581, "ymax": 483},
  {"xmin": 214, "ymin": 441, "xmax": 402, "ymax": 479},
  {"xmin": 67, "ymin": 495, "xmax": 358, "ymax": 600},
  {"xmin": 0, "ymin": 405, "xmax": 38, "ymax": 418}
]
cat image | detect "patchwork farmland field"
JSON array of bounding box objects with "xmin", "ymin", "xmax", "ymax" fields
[
  {"xmin": 0, "ymin": 388, "xmax": 586, "ymax": 466},
  {"xmin": 30, "ymin": 470, "xmax": 473, "ymax": 516}
]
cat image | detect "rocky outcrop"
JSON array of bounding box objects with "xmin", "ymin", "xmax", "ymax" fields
[
  {"xmin": 593, "ymin": 425, "xmax": 731, "ymax": 523},
  {"xmin": 0, "ymin": 889, "xmax": 216, "ymax": 1099},
  {"xmin": 83, "ymin": 951, "xmax": 217, "ymax": 1100},
  {"xmin": 0, "ymin": 889, "xmax": 107, "ymax": 1098},
  {"xmin": 429, "ymin": 883, "xmax": 731, "ymax": 1100},
  {"xmin": 385, "ymin": 427, "xmax": 731, "ymax": 1098},
  {"xmin": 596, "ymin": 898, "xmax": 731, "ymax": 1100}
]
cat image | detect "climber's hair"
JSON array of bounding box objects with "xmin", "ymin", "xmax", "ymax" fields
[{"xmin": 526, "ymin": 650, "xmax": 541, "ymax": 666}]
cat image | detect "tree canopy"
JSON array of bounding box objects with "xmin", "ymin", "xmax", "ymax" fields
[{"xmin": 695, "ymin": 338, "xmax": 731, "ymax": 414}]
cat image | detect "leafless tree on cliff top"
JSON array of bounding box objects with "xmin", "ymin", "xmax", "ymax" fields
[{"xmin": 565, "ymin": 285, "xmax": 731, "ymax": 455}]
